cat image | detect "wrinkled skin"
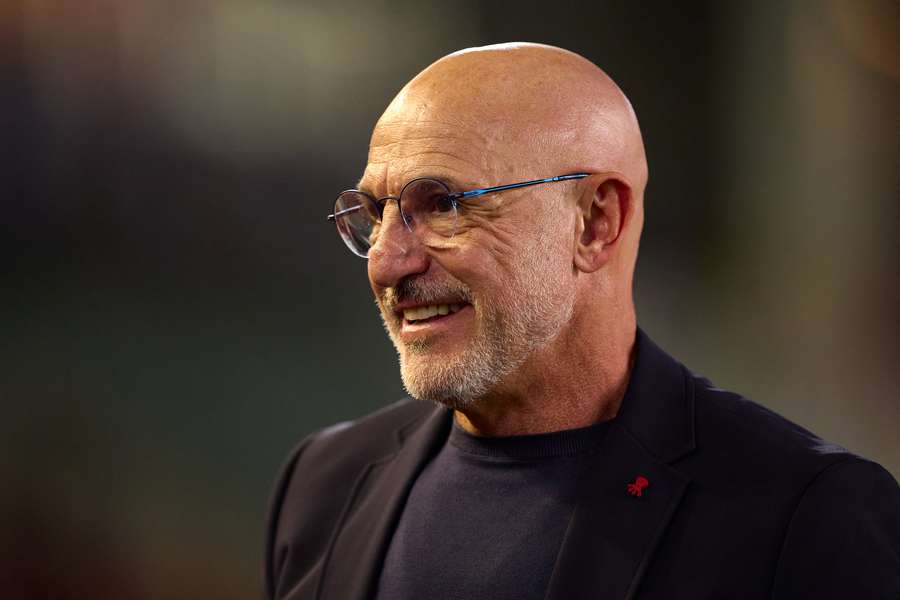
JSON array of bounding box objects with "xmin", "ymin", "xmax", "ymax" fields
[{"xmin": 361, "ymin": 43, "xmax": 648, "ymax": 436}]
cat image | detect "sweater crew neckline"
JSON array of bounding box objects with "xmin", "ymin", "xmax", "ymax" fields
[{"xmin": 449, "ymin": 419, "xmax": 611, "ymax": 460}]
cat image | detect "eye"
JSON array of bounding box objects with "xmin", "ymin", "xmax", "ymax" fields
[{"xmin": 433, "ymin": 194, "xmax": 455, "ymax": 213}]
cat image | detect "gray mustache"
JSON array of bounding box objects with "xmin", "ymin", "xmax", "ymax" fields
[{"xmin": 384, "ymin": 277, "xmax": 474, "ymax": 310}]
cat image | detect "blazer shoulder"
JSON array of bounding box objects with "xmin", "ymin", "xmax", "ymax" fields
[
  {"xmin": 303, "ymin": 397, "xmax": 435, "ymax": 465},
  {"xmin": 275, "ymin": 397, "xmax": 436, "ymax": 509},
  {"xmin": 687, "ymin": 373, "xmax": 856, "ymax": 477},
  {"xmin": 772, "ymin": 457, "xmax": 900, "ymax": 598}
]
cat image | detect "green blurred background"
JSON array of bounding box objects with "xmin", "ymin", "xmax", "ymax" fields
[{"xmin": 2, "ymin": 0, "xmax": 898, "ymax": 598}]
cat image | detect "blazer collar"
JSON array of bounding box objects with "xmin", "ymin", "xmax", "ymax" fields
[
  {"xmin": 318, "ymin": 327, "xmax": 696, "ymax": 600},
  {"xmin": 615, "ymin": 328, "xmax": 697, "ymax": 464}
]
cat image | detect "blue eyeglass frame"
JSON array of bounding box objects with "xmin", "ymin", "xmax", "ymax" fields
[{"xmin": 326, "ymin": 172, "xmax": 590, "ymax": 223}]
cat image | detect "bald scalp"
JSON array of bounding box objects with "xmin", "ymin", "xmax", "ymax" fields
[{"xmin": 374, "ymin": 43, "xmax": 648, "ymax": 198}]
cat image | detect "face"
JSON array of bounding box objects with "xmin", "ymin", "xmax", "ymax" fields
[{"xmin": 363, "ymin": 111, "xmax": 578, "ymax": 408}]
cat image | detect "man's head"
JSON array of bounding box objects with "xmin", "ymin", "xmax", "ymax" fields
[{"xmin": 356, "ymin": 43, "xmax": 647, "ymax": 410}]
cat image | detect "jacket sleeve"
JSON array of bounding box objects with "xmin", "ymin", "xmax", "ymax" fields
[
  {"xmin": 263, "ymin": 435, "xmax": 314, "ymax": 600},
  {"xmin": 771, "ymin": 457, "xmax": 900, "ymax": 599}
]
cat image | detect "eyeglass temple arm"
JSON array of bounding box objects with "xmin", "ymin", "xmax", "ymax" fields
[
  {"xmin": 327, "ymin": 173, "xmax": 590, "ymax": 219},
  {"xmin": 327, "ymin": 205, "xmax": 364, "ymax": 221},
  {"xmin": 451, "ymin": 173, "xmax": 590, "ymax": 200}
]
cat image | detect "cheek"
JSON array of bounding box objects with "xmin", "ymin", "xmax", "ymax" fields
[
  {"xmin": 438, "ymin": 231, "xmax": 515, "ymax": 292},
  {"xmin": 435, "ymin": 207, "xmax": 574, "ymax": 294},
  {"xmin": 456, "ymin": 212, "xmax": 531, "ymax": 272}
]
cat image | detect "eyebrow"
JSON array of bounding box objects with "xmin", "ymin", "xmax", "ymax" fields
[{"xmin": 357, "ymin": 173, "xmax": 470, "ymax": 197}]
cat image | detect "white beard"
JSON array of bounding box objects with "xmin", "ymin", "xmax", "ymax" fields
[{"xmin": 379, "ymin": 229, "xmax": 575, "ymax": 409}]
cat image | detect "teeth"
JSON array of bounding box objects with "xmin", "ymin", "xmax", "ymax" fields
[{"xmin": 404, "ymin": 303, "xmax": 465, "ymax": 322}]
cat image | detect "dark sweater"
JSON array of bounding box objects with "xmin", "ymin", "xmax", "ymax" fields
[{"xmin": 375, "ymin": 419, "xmax": 611, "ymax": 600}]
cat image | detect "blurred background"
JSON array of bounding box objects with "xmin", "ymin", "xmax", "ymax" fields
[{"xmin": 2, "ymin": 0, "xmax": 898, "ymax": 597}]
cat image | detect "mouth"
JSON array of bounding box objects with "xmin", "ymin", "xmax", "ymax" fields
[
  {"xmin": 394, "ymin": 302, "xmax": 474, "ymax": 337},
  {"xmin": 402, "ymin": 302, "xmax": 466, "ymax": 323}
]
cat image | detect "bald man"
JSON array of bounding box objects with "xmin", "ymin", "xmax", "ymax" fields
[{"xmin": 265, "ymin": 44, "xmax": 900, "ymax": 600}]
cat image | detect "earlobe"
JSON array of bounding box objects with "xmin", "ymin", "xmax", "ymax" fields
[{"xmin": 573, "ymin": 179, "xmax": 628, "ymax": 273}]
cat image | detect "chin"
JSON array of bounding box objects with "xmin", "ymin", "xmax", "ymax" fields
[{"xmin": 398, "ymin": 348, "xmax": 497, "ymax": 410}]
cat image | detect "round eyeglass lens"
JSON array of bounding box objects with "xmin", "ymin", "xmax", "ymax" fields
[
  {"xmin": 334, "ymin": 191, "xmax": 380, "ymax": 257},
  {"xmin": 399, "ymin": 178, "xmax": 457, "ymax": 239}
]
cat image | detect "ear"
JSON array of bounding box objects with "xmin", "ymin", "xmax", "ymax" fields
[{"xmin": 573, "ymin": 178, "xmax": 631, "ymax": 273}]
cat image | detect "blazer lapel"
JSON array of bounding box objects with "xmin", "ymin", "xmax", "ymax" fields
[
  {"xmin": 545, "ymin": 424, "xmax": 689, "ymax": 599},
  {"xmin": 316, "ymin": 404, "xmax": 451, "ymax": 600},
  {"xmin": 546, "ymin": 329, "xmax": 697, "ymax": 600}
]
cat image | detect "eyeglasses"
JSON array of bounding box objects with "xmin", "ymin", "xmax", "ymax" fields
[{"xmin": 327, "ymin": 173, "xmax": 589, "ymax": 258}]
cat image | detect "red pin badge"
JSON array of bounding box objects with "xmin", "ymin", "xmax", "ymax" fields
[{"xmin": 627, "ymin": 476, "xmax": 649, "ymax": 497}]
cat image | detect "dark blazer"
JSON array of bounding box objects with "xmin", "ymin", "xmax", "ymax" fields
[{"xmin": 265, "ymin": 330, "xmax": 900, "ymax": 599}]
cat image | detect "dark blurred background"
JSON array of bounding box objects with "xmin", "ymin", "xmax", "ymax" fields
[{"xmin": 2, "ymin": 0, "xmax": 898, "ymax": 598}]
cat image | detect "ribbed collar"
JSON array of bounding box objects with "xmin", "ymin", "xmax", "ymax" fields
[{"xmin": 448, "ymin": 419, "xmax": 611, "ymax": 460}]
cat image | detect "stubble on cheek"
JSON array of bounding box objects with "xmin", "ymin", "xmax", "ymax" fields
[
  {"xmin": 376, "ymin": 293, "xmax": 465, "ymax": 357},
  {"xmin": 376, "ymin": 298, "xmax": 402, "ymax": 347}
]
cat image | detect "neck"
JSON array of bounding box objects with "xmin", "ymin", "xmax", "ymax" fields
[{"xmin": 454, "ymin": 307, "xmax": 636, "ymax": 437}]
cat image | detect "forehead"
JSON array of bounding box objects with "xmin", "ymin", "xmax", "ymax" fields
[{"xmin": 358, "ymin": 111, "xmax": 519, "ymax": 196}]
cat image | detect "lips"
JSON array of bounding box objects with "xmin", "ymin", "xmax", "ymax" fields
[
  {"xmin": 403, "ymin": 303, "xmax": 466, "ymax": 322},
  {"xmin": 399, "ymin": 303, "xmax": 474, "ymax": 336}
]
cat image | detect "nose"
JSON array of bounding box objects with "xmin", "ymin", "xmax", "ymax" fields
[{"xmin": 368, "ymin": 202, "xmax": 429, "ymax": 289}]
